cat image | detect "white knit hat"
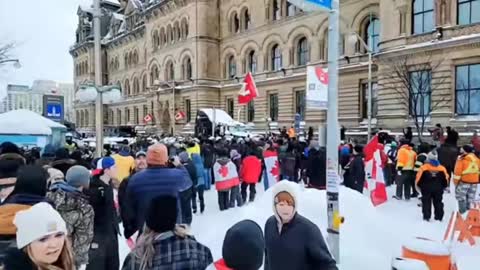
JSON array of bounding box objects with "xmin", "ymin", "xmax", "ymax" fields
[{"xmin": 14, "ymin": 202, "xmax": 67, "ymax": 248}]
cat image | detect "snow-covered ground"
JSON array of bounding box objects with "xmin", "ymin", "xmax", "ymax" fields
[{"xmin": 119, "ymin": 183, "xmax": 480, "ymax": 270}]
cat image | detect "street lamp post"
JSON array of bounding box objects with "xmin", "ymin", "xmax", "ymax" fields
[{"xmin": 93, "ymin": 0, "xmax": 103, "ymax": 157}]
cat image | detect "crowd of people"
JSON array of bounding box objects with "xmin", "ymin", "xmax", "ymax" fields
[{"xmin": 0, "ymin": 129, "xmax": 338, "ymax": 270}]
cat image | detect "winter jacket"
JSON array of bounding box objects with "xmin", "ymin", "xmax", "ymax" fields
[
  {"xmin": 445, "ymin": 130, "xmax": 459, "ymax": 146},
  {"xmin": 280, "ymin": 153, "xmax": 297, "ymax": 178},
  {"xmin": 437, "ymin": 144, "xmax": 458, "ymax": 177},
  {"xmin": 121, "ymin": 231, "xmax": 213, "ymax": 270},
  {"xmin": 396, "ymin": 145, "xmax": 417, "ymax": 171},
  {"xmin": 240, "ymin": 156, "xmax": 262, "ymax": 184},
  {"xmin": 192, "ymin": 154, "xmax": 206, "ymax": 186},
  {"xmin": 343, "ymin": 154, "xmax": 365, "ymax": 193},
  {"xmin": 1, "ymin": 248, "xmax": 37, "ymax": 270},
  {"xmin": 183, "ymin": 160, "xmax": 198, "ymax": 187},
  {"xmin": 306, "ymin": 148, "xmax": 326, "ymax": 189},
  {"xmin": 453, "ymin": 153, "xmax": 480, "ymax": 185},
  {"xmin": 264, "ymin": 213, "xmax": 337, "ymax": 270},
  {"xmin": 187, "ymin": 143, "xmax": 201, "ymax": 157},
  {"xmin": 112, "ymin": 153, "xmax": 135, "ymax": 183},
  {"xmin": 214, "ymin": 158, "xmax": 240, "ymax": 191},
  {"xmin": 230, "ymin": 150, "xmax": 242, "ymax": 174},
  {"xmin": 201, "ymin": 144, "xmax": 215, "ymax": 169},
  {"xmin": 127, "ymin": 166, "xmax": 190, "ymax": 229},
  {"xmin": 206, "ymin": 259, "xmax": 233, "ymax": 270},
  {"xmin": 47, "ymin": 182, "xmax": 94, "ymax": 266},
  {"xmin": 118, "ymin": 172, "xmax": 138, "ymax": 239},
  {"xmin": 1, "ymin": 193, "xmax": 50, "ymax": 206},
  {"xmin": 86, "ymin": 175, "xmax": 119, "ymax": 237},
  {"xmin": 416, "ymin": 161, "xmax": 449, "ymax": 192}
]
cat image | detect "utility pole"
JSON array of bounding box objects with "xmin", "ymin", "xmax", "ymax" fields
[
  {"xmin": 367, "ymin": 12, "xmax": 373, "ymax": 141},
  {"xmin": 93, "ymin": 0, "xmax": 103, "ymax": 157}
]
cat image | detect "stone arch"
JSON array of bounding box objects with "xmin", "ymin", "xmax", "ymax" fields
[
  {"xmin": 159, "ymin": 27, "xmax": 166, "ymax": 47},
  {"xmin": 350, "ymin": 3, "xmax": 380, "ymax": 32},
  {"xmin": 181, "ymin": 17, "xmax": 189, "ymax": 38},
  {"xmin": 132, "ymin": 76, "xmax": 140, "ymax": 95},
  {"xmin": 164, "ymin": 59, "xmax": 175, "ymax": 81},
  {"xmin": 174, "ymin": 21, "xmax": 181, "ymax": 41},
  {"xmin": 141, "ymin": 71, "xmax": 148, "ymax": 92},
  {"xmin": 178, "ymin": 48, "xmax": 194, "ymax": 64},
  {"xmin": 261, "ymin": 33, "xmax": 285, "ymax": 50},
  {"xmin": 239, "ymin": 5, "xmax": 251, "ymax": 30},
  {"xmin": 227, "ymin": 8, "xmax": 240, "ymax": 33},
  {"xmin": 166, "ymin": 24, "xmax": 173, "ymax": 44},
  {"xmin": 124, "ymin": 78, "xmax": 131, "ymax": 95},
  {"xmin": 287, "ymin": 25, "xmax": 315, "ymax": 46},
  {"xmin": 239, "ymin": 40, "xmax": 261, "ymax": 58},
  {"xmin": 161, "ymin": 55, "xmax": 176, "ymax": 67},
  {"xmin": 152, "ymin": 29, "xmax": 159, "ymax": 48},
  {"xmin": 132, "ymin": 49, "xmax": 139, "ymax": 64}
]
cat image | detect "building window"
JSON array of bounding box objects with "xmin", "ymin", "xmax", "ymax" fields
[
  {"xmin": 458, "ymin": 0, "xmax": 480, "ymax": 25},
  {"xmin": 183, "ymin": 57, "xmax": 192, "ymax": 80},
  {"xmin": 227, "ymin": 98, "xmax": 234, "ymax": 118},
  {"xmin": 297, "ymin": 37, "xmax": 309, "ymax": 66},
  {"xmin": 287, "ymin": 1, "xmax": 296, "ymax": 16},
  {"xmin": 295, "ymin": 90, "xmax": 306, "ymax": 119},
  {"xmin": 134, "ymin": 107, "xmax": 139, "ymax": 125},
  {"xmin": 166, "ymin": 61, "xmax": 174, "ymax": 81},
  {"xmin": 143, "ymin": 105, "xmax": 148, "ymax": 121},
  {"xmin": 247, "ymin": 51, "xmax": 257, "ymax": 73},
  {"xmin": 117, "ymin": 109, "xmax": 122, "ymax": 125},
  {"xmin": 185, "ymin": 99, "xmax": 192, "ymax": 122},
  {"xmin": 366, "ymin": 18, "xmax": 381, "ymax": 53},
  {"xmin": 142, "ymin": 74, "xmax": 148, "ymax": 92},
  {"xmin": 272, "ymin": 0, "xmax": 280, "ymax": 21},
  {"xmin": 413, "ymin": 0, "xmax": 434, "ymax": 34},
  {"xmin": 243, "ymin": 9, "xmax": 251, "ymax": 30},
  {"xmin": 124, "ymin": 79, "xmax": 131, "ymax": 95},
  {"xmin": 232, "ymin": 13, "xmax": 240, "ymax": 33},
  {"xmin": 159, "ymin": 28, "xmax": 166, "ymax": 47},
  {"xmin": 181, "ymin": 18, "xmax": 189, "ymax": 39},
  {"xmin": 271, "ymin": 44, "xmax": 282, "ymax": 71},
  {"xmin": 150, "ymin": 65, "xmax": 159, "ymax": 85},
  {"xmin": 269, "ymin": 93, "xmax": 279, "ymax": 121},
  {"xmin": 125, "ymin": 108, "xmax": 130, "ymax": 124},
  {"xmin": 456, "ymin": 64, "xmax": 480, "ymax": 115},
  {"xmin": 409, "ymin": 70, "xmax": 432, "ymax": 116},
  {"xmin": 228, "ymin": 55, "xmax": 236, "ymax": 79},
  {"xmin": 361, "ymin": 82, "xmax": 378, "ymax": 119},
  {"xmin": 133, "ymin": 78, "xmax": 140, "ymax": 95},
  {"xmin": 247, "ymin": 101, "xmax": 255, "ymax": 122}
]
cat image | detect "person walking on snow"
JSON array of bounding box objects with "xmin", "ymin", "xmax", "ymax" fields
[
  {"xmin": 121, "ymin": 195, "xmax": 213, "ymax": 270},
  {"xmin": 415, "ymin": 151, "xmax": 449, "ymax": 221},
  {"xmin": 229, "ymin": 149, "xmax": 243, "ymax": 208},
  {"xmin": 264, "ymin": 181, "xmax": 337, "ymax": 270},
  {"xmin": 453, "ymin": 145, "xmax": 480, "ymax": 213},
  {"xmin": 394, "ymin": 140, "xmax": 417, "ymax": 201},
  {"xmin": 47, "ymin": 165, "xmax": 94, "ymax": 269},
  {"xmin": 213, "ymin": 149, "xmax": 241, "ymax": 211},
  {"xmin": 343, "ymin": 145, "xmax": 365, "ymax": 194},
  {"xmin": 178, "ymin": 151, "xmax": 195, "ymax": 225},
  {"xmin": 239, "ymin": 150, "xmax": 262, "ymax": 203},
  {"xmin": 191, "ymin": 153, "xmax": 206, "ymax": 213},
  {"xmin": 207, "ymin": 220, "xmax": 265, "ymax": 270}
]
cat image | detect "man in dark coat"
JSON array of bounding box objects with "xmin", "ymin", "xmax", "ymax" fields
[
  {"xmin": 437, "ymin": 144, "xmax": 459, "ymax": 179},
  {"xmin": 179, "ymin": 151, "xmax": 195, "ymax": 225},
  {"xmin": 306, "ymin": 141, "xmax": 326, "ymax": 189},
  {"xmin": 86, "ymin": 157, "xmax": 120, "ymax": 270},
  {"xmin": 264, "ymin": 181, "xmax": 337, "ymax": 270},
  {"xmin": 201, "ymin": 139, "xmax": 215, "ymax": 190},
  {"xmin": 343, "ymin": 145, "xmax": 365, "ymax": 193},
  {"xmin": 445, "ymin": 126, "xmax": 459, "ymax": 146}
]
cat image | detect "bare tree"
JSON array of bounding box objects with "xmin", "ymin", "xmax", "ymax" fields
[
  {"xmin": 0, "ymin": 43, "xmax": 15, "ymax": 64},
  {"xmin": 379, "ymin": 54, "xmax": 448, "ymax": 142}
]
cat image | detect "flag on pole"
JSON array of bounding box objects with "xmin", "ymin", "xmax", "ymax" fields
[
  {"xmin": 363, "ymin": 135, "xmax": 388, "ymax": 206},
  {"xmin": 238, "ymin": 72, "xmax": 258, "ymax": 105},
  {"xmin": 143, "ymin": 113, "xmax": 153, "ymax": 123},
  {"xmin": 175, "ymin": 111, "xmax": 186, "ymax": 121},
  {"xmin": 287, "ymin": 0, "xmax": 332, "ymax": 11},
  {"xmin": 264, "ymin": 150, "xmax": 279, "ymax": 189}
]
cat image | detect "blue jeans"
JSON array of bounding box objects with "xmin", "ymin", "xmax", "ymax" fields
[{"xmin": 203, "ymin": 168, "xmax": 212, "ymax": 190}]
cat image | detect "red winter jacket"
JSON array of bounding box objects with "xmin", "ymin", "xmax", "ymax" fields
[
  {"xmin": 240, "ymin": 155, "xmax": 262, "ymax": 184},
  {"xmin": 209, "ymin": 259, "xmax": 232, "ymax": 270}
]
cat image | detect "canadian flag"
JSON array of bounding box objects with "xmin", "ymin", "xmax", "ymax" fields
[
  {"xmin": 364, "ymin": 135, "xmax": 388, "ymax": 206},
  {"xmin": 264, "ymin": 150, "xmax": 279, "ymax": 190},
  {"xmin": 238, "ymin": 72, "xmax": 258, "ymax": 104},
  {"xmin": 143, "ymin": 113, "xmax": 153, "ymax": 123},
  {"xmin": 175, "ymin": 111, "xmax": 186, "ymax": 121}
]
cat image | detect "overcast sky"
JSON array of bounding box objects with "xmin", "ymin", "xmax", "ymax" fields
[{"xmin": 0, "ymin": 0, "xmax": 90, "ymax": 97}]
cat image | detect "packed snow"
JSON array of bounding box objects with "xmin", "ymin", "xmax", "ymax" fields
[{"xmin": 119, "ymin": 183, "xmax": 480, "ymax": 270}]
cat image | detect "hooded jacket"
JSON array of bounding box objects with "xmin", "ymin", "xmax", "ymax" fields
[
  {"xmin": 415, "ymin": 161, "xmax": 449, "ymax": 192},
  {"xmin": 264, "ymin": 181, "xmax": 337, "ymax": 270},
  {"xmin": 46, "ymin": 182, "xmax": 94, "ymax": 266},
  {"xmin": 453, "ymin": 153, "xmax": 480, "ymax": 185},
  {"xmin": 192, "ymin": 153, "xmax": 206, "ymax": 186},
  {"xmin": 240, "ymin": 156, "xmax": 262, "ymax": 184},
  {"xmin": 306, "ymin": 148, "xmax": 326, "ymax": 189},
  {"xmin": 343, "ymin": 153, "xmax": 365, "ymax": 193},
  {"xmin": 1, "ymin": 248, "xmax": 37, "ymax": 270}
]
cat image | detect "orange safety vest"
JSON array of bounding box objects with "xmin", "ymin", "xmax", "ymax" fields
[
  {"xmin": 453, "ymin": 153, "xmax": 480, "ymax": 185},
  {"xmin": 396, "ymin": 145, "xmax": 416, "ymax": 171},
  {"xmin": 288, "ymin": 128, "xmax": 296, "ymax": 138}
]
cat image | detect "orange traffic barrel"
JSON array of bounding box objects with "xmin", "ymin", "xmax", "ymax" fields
[
  {"xmin": 392, "ymin": 257, "xmax": 429, "ymax": 270},
  {"xmin": 402, "ymin": 237, "xmax": 451, "ymax": 270}
]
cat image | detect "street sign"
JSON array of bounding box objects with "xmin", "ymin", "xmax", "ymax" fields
[{"xmin": 43, "ymin": 95, "xmax": 64, "ymax": 122}]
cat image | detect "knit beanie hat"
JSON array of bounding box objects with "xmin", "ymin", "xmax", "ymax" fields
[
  {"xmin": 178, "ymin": 151, "xmax": 190, "ymax": 163},
  {"xmin": 427, "ymin": 151, "xmax": 438, "ymax": 161},
  {"xmin": 147, "ymin": 144, "xmax": 169, "ymax": 166},
  {"xmin": 146, "ymin": 195, "xmax": 177, "ymax": 233},
  {"xmin": 46, "ymin": 168, "xmax": 64, "ymax": 185},
  {"xmin": 101, "ymin": 157, "xmax": 116, "ymax": 170},
  {"xmin": 9, "ymin": 165, "xmax": 48, "ymax": 198},
  {"xmin": 222, "ymin": 220, "xmax": 265, "ymax": 270},
  {"xmin": 14, "ymin": 202, "xmax": 67, "ymax": 249},
  {"xmin": 275, "ymin": 191, "xmax": 295, "ymax": 207},
  {"xmin": 65, "ymin": 165, "xmax": 90, "ymax": 188},
  {"xmin": 462, "ymin": 145, "xmax": 474, "ymax": 153}
]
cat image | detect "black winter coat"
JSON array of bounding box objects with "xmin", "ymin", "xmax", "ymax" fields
[
  {"xmin": 201, "ymin": 144, "xmax": 215, "ymax": 169},
  {"xmin": 264, "ymin": 214, "xmax": 337, "ymax": 270},
  {"xmin": 183, "ymin": 160, "xmax": 198, "ymax": 187},
  {"xmin": 1, "ymin": 248, "xmax": 37, "ymax": 270},
  {"xmin": 343, "ymin": 154, "xmax": 365, "ymax": 193},
  {"xmin": 118, "ymin": 173, "xmax": 138, "ymax": 239},
  {"xmin": 306, "ymin": 148, "xmax": 326, "ymax": 189},
  {"xmin": 85, "ymin": 175, "xmax": 119, "ymax": 237}
]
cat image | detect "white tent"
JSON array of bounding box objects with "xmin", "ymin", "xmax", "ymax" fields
[
  {"xmin": 199, "ymin": 109, "xmax": 244, "ymax": 127},
  {"xmin": 0, "ymin": 109, "xmax": 66, "ymax": 135}
]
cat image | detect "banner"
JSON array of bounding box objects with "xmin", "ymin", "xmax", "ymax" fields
[
  {"xmin": 364, "ymin": 135, "xmax": 388, "ymax": 206},
  {"xmin": 264, "ymin": 150, "xmax": 279, "ymax": 190},
  {"xmin": 306, "ymin": 66, "xmax": 328, "ymax": 110}
]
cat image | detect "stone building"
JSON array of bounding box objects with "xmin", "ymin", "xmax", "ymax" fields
[{"xmin": 71, "ymin": 0, "xmax": 480, "ymax": 136}]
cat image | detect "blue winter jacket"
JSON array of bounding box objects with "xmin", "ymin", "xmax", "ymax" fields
[
  {"xmin": 127, "ymin": 166, "xmax": 191, "ymax": 228},
  {"xmin": 191, "ymin": 154, "xmax": 205, "ymax": 186}
]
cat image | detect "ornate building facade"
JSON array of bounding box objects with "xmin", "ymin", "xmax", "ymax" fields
[{"xmin": 71, "ymin": 0, "xmax": 480, "ymax": 136}]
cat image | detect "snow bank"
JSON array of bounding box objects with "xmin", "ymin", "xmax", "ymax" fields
[
  {"xmin": 403, "ymin": 238, "xmax": 450, "ymax": 256},
  {"xmin": 0, "ymin": 109, "xmax": 65, "ymax": 135}
]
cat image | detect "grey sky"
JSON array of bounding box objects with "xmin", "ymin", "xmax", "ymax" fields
[{"xmin": 0, "ymin": 0, "xmax": 90, "ymax": 97}]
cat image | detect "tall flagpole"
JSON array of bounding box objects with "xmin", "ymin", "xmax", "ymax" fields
[{"xmin": 93, "ymin": 0, "xmax": 103, "ymax": 157}]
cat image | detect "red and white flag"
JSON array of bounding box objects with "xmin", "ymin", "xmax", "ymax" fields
[
  {"xmin": 264, "ymin": 150, "xmax": 280, "ymax": 189},
  {"xmin": 238, "ymin": 72, "xmax": 258, "ymax": 104},
  {"xmin": 175, "ymin": 111, "xmax": 186, "ymax": 121},
  {"xmin": 364, "ymin": 135, "xmax": 388, "ymax": 206},
  {"xmin": 143, "ymin": 113, "xmax": 153, "ymax": 123}
]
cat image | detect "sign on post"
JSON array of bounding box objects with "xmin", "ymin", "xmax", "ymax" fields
[
  {"xmin": 43, "ymin": 95, "xmax": 64, "ymax": 122},
  {"xmin": 306, "ymin": 66, "xmax": 328, "ymax": 110}
]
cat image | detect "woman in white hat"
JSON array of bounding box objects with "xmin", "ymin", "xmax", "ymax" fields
[{"xmin": 1, "ymin": 202, "xmax": 75, "ymax": 270}]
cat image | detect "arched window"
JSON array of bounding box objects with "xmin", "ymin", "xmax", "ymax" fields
[
  {"xmin": 80, "ymin": 111, "xmax": 84, "ymax": 127},
  {"xmin": 117, "ymin": 109, "xmax": 122, "ymax": 125},
  {"xmin": 297, "ymin": 37, "xmax": 309, "ymax": 66},
  {"xmin": 231, "ymin": 12, "xmax": 240, "ymax": 33},
  {"xmin": 85, "ymin": 110, "xmax": 89, "ymax": 126},
  {"xmin": 272, "ymin": 0, "xmax": 281, "ymax": 21},
  {"xmin": 365, "ymin": 18, "xmax": 380, "ymax": 52},
  {"xmin": 133, "ymin": 77, "xmax": 140, "ymax": 95},
  {"xmin": 115, "ymin": 57, "xmax": 119, "ymax": 70},
  {"xmin": 183, "ymin": 57, "xmax": 192, "ymax": 80},
  {"xmin": 247, "ymin": 50, "xmax": 257, "ymax": 73},
  {"xmin": 133, "ymin": 50, "xmax": 139, "ymax": 64},
  {"xmin": 174, "ymin": 22, "xmax": 181, "ymax": 41},
  {"xmin": 243, "ymin": 9, "xmax": 251, "ymax": 30},
  {"xmin": 181, "ymin": 18, "xmax": 189, "ymax": 39},
  {"xmin": 85, "ymin": 62, "xmax": 88, "ymax": 74},
  {"xmin": 227, "ymin": 55, "xmax": 236, "ymax": 78},
  {"xmin": 152, "ymin": 30, "xmax": 159, "ymax": 49},
  {"xmin": 142, "ymin": 74, "xmax": 148, "ymax": 92},
  {"xmin": 271, "ymin": 44, "xmax": 282, "ymax": 71},
  {"xmin": 159, "ymin": 28, "xmax": 166, "ymax": 47},
  {"xmin": 150, "ymin": 64, "xmax": 159, "ymax": 85},
  {"xmin": 166, "ymin": 61, "xmax": 174, "ymax": 81},
  {"xmin": 125, "ymin": 108, "xmax": 130, "ymax": 124},
  {"xmin": 124, "ymin": 79, "xmax": 131, "ymax": 95},
  {"xmin": 124, "ymin": 54, "xmax": 129, "ymax": 69},
  {"xmin": 167, "ymin": 25, "xmax": 173, "ymax": 44}
]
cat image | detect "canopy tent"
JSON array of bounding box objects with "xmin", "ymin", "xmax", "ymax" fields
[
  {"xmin": 0, "ymin": 109, "xmax": 66, "ymax": 135},
  {"xmin": 198, "ymin": 109, "xmax": 244, "ymax": 127}
]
